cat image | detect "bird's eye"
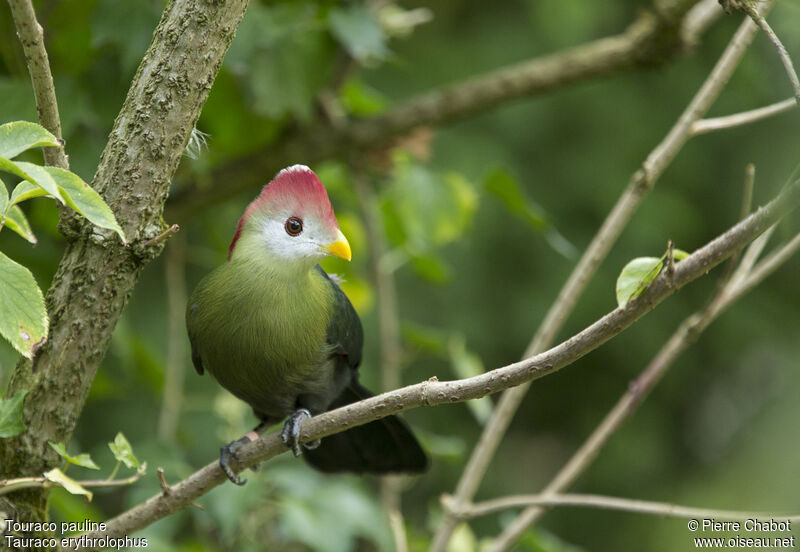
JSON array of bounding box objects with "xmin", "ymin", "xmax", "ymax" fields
[{"xmin": 285, "ymin": 216, "xmax": 303, "ymax": 236}]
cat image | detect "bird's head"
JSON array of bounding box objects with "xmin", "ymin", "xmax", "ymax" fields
[{"xmin": 227, "ymin": 165, "xmax": 351, "ymax": 269}]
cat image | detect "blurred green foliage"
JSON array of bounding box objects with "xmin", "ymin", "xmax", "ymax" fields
[{"xmin": 2, "ymin": 1, "xmax": 800, "ymax": 551}]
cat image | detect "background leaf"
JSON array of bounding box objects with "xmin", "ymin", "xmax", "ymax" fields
[
  {"xmin": 0, "ymin": 250, "xmax": 47, "ymax": 358},
  {"xmin": 0, "ymin": 389, "xmax": 28, "ymax": 438},
  {"xmin": 448, "ymin": 336, "xmax": 493, "ymax": 425},
  {"xmin": 0, "ymin": 121, "xmax": 59, "ymax": 159},
  {"xmin": 484, "ymin": 169, "xmax": 547, "ymax": 230},
  {"xmin": 90, "ymin": 0, "xmax": 162, "ymax": 75},
  {"xmin": 329, "ymin": 5, "xmax": 389, "ymax": 64}
]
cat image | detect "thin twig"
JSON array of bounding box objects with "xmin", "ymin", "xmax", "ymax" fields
[
  {"xmin": 156, "ymin": 468, "xmax": 171, "ymax": 496},
  {"xmin": 741, "ymin": 5, "xmax": 800, "ymax": 105},
  {"xmin": 66, "ymin": 178, "xmax": 800, "ymax": 551},
  {"xmin": 7, "ymin": 0, "xmax": 68, "ymax": 169},
  {"xmin": 429, "ymin": 10, "xmax": 767, "ymax": 552},
  {"xmin": 143, "ymin": 224, "xmax": 180, "ymax": 248},
  {"xmin": 691, "ymin": 97, "xmax": 796, "ymax": 135},
  {"xmin": 157, "ymin": 233, "xmax": 188, "ymax": 442},
  {"xmin": 0, "ymin": 469, "xmax": 145, "ymax": 497},
  {"xmin": 453, "ymin": 493, "xmax": 800, "ymax": 522}
]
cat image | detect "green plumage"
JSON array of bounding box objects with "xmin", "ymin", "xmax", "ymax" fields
[
  {"xmin": 188, "ymin": 258, "xmax": 341, "ymax": 420},
  {"xmin": 187, "ymin": 247, "xmax": 426, "ymax": 474}
]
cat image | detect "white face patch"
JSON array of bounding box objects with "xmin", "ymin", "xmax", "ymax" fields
[{"xmin": 259, "ymin": 212, "xmax": 333, "ymax": 264}]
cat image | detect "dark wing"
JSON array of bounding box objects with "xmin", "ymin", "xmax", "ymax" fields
[
  {"xmin": 306, "ymin": 266, "xmax": 428, "ymax": 474},
  {"xmin": 186, "ymin": 301, "xmax": 204, "ymax": 376},
  {"xmin": 316, "ymin": 265, "xmax": 363, "ymax": 372}
]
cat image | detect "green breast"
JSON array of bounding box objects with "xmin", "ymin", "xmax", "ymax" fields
[{"xmin": 187, "ymin": 259, "xmax": 335, "ymax": 417}]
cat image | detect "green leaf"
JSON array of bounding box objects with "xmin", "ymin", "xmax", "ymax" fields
[
  {"xmin": 2, "ymin": 159, "xmax": 65, "ymax": 203},
  {"xmin": 329, "ymin": 5, "xmax": 390, "ymax": 64},
  {"xmin": 43, "ymin": 166, "xmax": 125, "ymax": 243},
  {"xmin": 0, "ymin": 250, "xmax": 47, "ymax": 358},
  {"xmin": 674, "ymin": 248, "xmax": 690, "ymax": 261},
  {"xmin": 484, "ymin": 169, "xmax": 547, "ymax": 230},
  {"xmin": 9, "ymin": 180, "xmax": 49, "ymax": 205},
  {"xmin": 108, "ymin": 432, "xmax": 140, "ymax": 469},
  {"xmin": 91, "ymin": 0, "xmax": 162, "ymax": 75},
  {"xmin": 48, "ymin": 442, "xmax": 100, "ymax": 470},
  {"xmin": 0, "ymin": 121, "xmax": 59, "ymax": 159},
  {"xmin": 616, "ymin": 256, "xmax": 663, "ymax": 308},
  {"xmin": 411, "ymin": 254, "xmax": 451, "ymax": 283},
  {"xmin": 401, "ymin": 322, "xmax": 449, "ymax": 355},
  {"xmin": 0, "ymin": 389, "xmax": 28, "ymax": 438},
  {"xmin": 3, "ymin": 205, "xmax": 37, "ymax": 244},
  {"xmin": 383, "ymin": 154, "xmax": 477, "ymax": 251},
  {"xmin": 228, "ymin": 4, "xmax": 335, "ymax": 122},
  {"xmin": 44, "ymin": 468, "xmax": 93, "ymax": 501},
  {"xmin": 340, "ymin": 78, "xmax": 387, "ymax": 116},
  {"xmin": 0, "ymin": 176, "xmax": 7, "ymax": 214}
]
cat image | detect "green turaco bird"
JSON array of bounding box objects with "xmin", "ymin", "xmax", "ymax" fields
[{"xmin": 186, "ymin": 165, "xmax": 428, "ymax": 484}]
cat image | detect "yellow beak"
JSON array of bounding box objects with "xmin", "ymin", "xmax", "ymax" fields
[{"xmin": 324, "ymin": 228, "xmax": 352, "ymax": 261}]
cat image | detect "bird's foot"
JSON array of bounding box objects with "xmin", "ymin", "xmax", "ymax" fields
[
  {"xmin": 219, "ymin": 430, "xmax": 259, "ymax": 486},
  {"xmin": 280, "ymin": 408, "xmax": 319, "ymax": 456}
]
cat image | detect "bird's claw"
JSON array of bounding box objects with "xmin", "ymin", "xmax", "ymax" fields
[
  {"xmin": 281, "ymin": 408, "xmax": 314, "ymax": 457},
  {"xmin": 219, "ymin": 435, "xmax": 253, "ymax": 486}
]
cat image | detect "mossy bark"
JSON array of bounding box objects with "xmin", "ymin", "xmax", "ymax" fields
[{"xmin": 0, "ymin": 0, "xmax": 249, "ymax": 530}]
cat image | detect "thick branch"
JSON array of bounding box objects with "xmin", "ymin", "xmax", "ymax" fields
[
  {"xmin": 74, "ymin": 177, "xmax": 800, "ymax": 548},
  {"xmin": 167, "ymin": 0, "xmax": 712, "ymax": 221},
  {"xmin": 0, "ymin": 0, "xmax": 250, "ymax": 524},
  {"xmin": 7, "ymin": 0, "xmax": 68, "ymax": 168}
]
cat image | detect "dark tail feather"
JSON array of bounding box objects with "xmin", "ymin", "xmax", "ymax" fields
[{"xmin": 302, "ymin": 381, "xmax": 428, "ymax": 474}]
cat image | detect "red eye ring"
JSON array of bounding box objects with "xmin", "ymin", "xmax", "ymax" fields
[{"xmin": 285, "ymin": 216, "xmax": 303, "ymax": 236}]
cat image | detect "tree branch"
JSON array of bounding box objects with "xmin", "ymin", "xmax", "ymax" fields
[
  {"xmin": 740, "ymin": 4, "xmax": 800, "ymax": 105},
  {"xmin": 691, "ymin": 97, "xmax": 796, "ymax": 135},
  {"xmin": 6, "ymin": 0, "xmax": 68, "ymax": 169},
  {"xmin": 166, "ymin": 0, "xmax": 715, "ymax": 221},
  {"xmin": 0, "ymin": 0, "xmax": 250, "ymax": 525},
  {"xmin": 486, "ymin": 224, "xmax": 795, "ymax": 551},
  {"xmin": 71, "ymin": 176, "xmax": 800, "ymax": 549},
  {"xmin": 429, "ymin": 7, "xmax": 765, "ymax": 550},
  {"xmin": 449, "ymin": 493, "xmax": 800, "ymax": 523},
  {"xmin": 0, "ymin": 467, "xmax": 146, "ymax": 497}
]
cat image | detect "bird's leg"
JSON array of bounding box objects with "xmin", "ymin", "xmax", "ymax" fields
[
  {"xmin": 219, "ymin": 423, "xmax": 266, "ymax": 486},
  {"xmin": 280, "ymin": 408, "xmax": 321, "ymax": 456}
]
